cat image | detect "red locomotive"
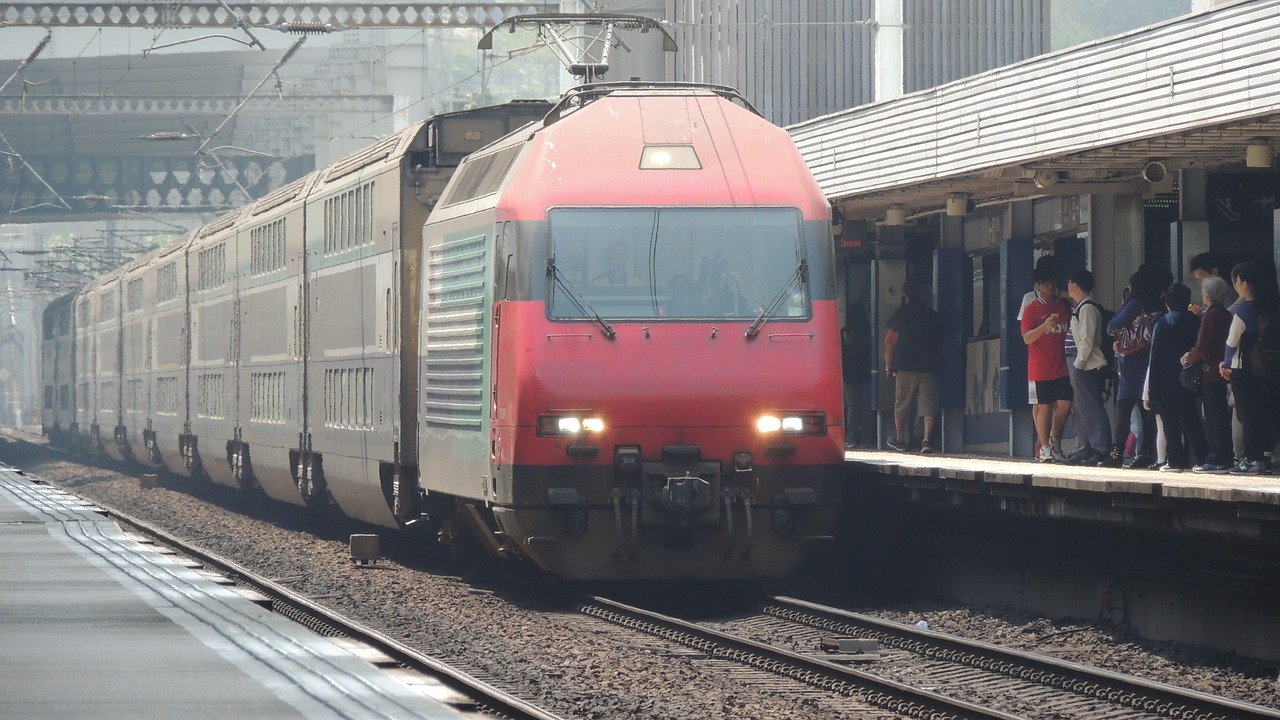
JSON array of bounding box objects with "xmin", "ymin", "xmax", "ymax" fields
[{"xmin": 417, "ymin": 83, "xmax": 844, "ymax": 579}]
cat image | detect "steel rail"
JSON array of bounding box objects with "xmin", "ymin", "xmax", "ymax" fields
[
  {"xmin": 106, "ymin": 503, "xmax": 567, "ymax": 720},
  {"xmin": 769, "ymin": 595, "xmax": 1280, "ymax": 720},
  {"xmin": 583, "ymin": 595, "xmax": 1025, "ymax": 720}
]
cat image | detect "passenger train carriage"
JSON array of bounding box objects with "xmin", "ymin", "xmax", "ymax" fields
[{"xmin": 41, "ymin": 83, "xmax": 843, "ymax": 580}]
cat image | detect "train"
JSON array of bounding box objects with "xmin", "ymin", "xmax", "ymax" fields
[{"xmin": 40, "ymin": 82, "xmax": 844, "ymax": 580}]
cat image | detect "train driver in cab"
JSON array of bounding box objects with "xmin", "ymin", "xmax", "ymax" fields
[{"xmin": 591, "ymin": 240, "xmax": 645, "ymax": 287}]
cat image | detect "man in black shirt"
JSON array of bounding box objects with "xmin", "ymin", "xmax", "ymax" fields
[{"xmin": 884, "ymin": 280, "xmax": 945, "ymax": 453}]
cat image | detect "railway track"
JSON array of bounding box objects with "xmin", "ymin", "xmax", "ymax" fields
[
  {"xmin": 583, "ymin": 595, "xmax": 1280, "ymax": 720},
  {"xmin": 106, "ymin": 505, "xmax": 566, "ymax": 720}
]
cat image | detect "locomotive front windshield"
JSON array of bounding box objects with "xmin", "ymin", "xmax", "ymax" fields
[{"xmin": 547, "ymin": 207, "xmax": 808, "ymax": 321}]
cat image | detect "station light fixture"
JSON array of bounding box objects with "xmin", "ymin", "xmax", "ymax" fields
[
  {"xmin": 884, "ymin": 204, "xmax": 907, "ymax": 226},
  {"xmin": 946, "ymin": 193, "xmax": 970, "ymax": 217},
  {"xmin": 1032, "ymin": 169, "xmax": 1059, "ymax": 189}
]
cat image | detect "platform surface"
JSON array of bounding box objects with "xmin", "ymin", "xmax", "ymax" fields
[
  {"xmin": 845, "ymin": 448, "xmax": 1280, "ymax": 505},
  {"xmin": 0, "ymin": 464, "xmax": 466, "ymax": 720}
]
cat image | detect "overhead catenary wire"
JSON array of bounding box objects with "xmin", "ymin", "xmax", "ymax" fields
[{"xmin": 195, "ymin": 36, "xmax": 307, "ymax": 157}]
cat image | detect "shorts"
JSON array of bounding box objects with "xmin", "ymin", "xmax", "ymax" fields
[
  {"xmin": 1028, "ymin": 375, "xmax": 1073, "ymax": 405},
  {"xmin": 894, "ymin": 370, "xmax": 939, "ymax": 420}
]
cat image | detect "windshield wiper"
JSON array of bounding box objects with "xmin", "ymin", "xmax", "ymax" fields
[
  {"xmin": 547, "ymin": 257, "xmax": 616, "ymax": 339},
  {"xmin": 745, "ymin": 259, "xmax": 807, "ymax": 339}
]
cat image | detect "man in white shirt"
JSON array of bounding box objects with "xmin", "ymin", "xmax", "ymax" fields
[{"xmin": 1065, "ymin": 268, "xmax": 1112, "ymax": 464}]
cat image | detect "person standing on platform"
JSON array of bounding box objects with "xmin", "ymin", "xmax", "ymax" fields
[
  {"xmin": 1099, "ymin": 270, "xmax": 1162, "ymax": 469},
  {"xmin": 1017, "ymin": 255, "xmax": 1061, "ymax": 324},
  {"xmin": 884, "ymin": 280, "xmax": 944, "ymax": 453},
  {"xmin": 1188, "ymin": 252, "xmax": 1238, "ymax": 314},
  {"xmin": 1145, "ymin": 283, "xmax": 1207, "ymax": 471},
  {"xmin": 1189, "ymin": 252, "xmax": 1244, "ymax": 464},
  {"xmin": 1183, "ymin": 276, "xmax": 1234, "ymax": 473},
  {"xmin": 1221, "ymin": 261, "xmax": 1280, "ymax": 475},
  {"xmin": 1021, "ymin": 266, "xmax": 1073, "ymax": 462},
  {"xmin": 1065, "ymin": 269, "xmax": 1111, "ymax": 465}
]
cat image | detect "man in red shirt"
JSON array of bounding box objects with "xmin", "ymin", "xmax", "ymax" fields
[{"xmin": 1021, "ymin": 266, "xmax": 1074, "ymax": 462}]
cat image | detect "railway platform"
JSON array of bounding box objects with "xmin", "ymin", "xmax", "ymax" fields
[
  {"xmin": 844, "ymin": 449, "xmax": 1280, "ymax": 543},
  {"xmin": 0, "ymin": 463, "xmax": 467, "ymax": 720}
]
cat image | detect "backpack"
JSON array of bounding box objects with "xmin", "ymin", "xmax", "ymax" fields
[
  {"xmin": 1113, "ymin": 308, "xmax": 1161, "ymax": 358},
  {"xmin": 1075, "ymin": 299, "xmax": 1117, "ymax": 381},
  {"xmin": 1245, "ymin": 314, "xmax": 1280, "ymax": 377}
]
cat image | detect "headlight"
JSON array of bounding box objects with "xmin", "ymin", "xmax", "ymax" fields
[
  {"xmin": 756, "ymin": 412, "xmax": 826, "ymax": 436},
  {"xmin": 538, "ymin": 413, "xmax": 606, "ymax": 437},
  {"xmin": 756, "ymin": 416, "xmax": 782, "ymax": 433}
]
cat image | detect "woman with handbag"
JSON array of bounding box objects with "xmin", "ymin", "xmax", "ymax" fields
[
  {"xmin": 1145, "ymin": 283, "xmax": 1206, "ymax": 472},
  {"xmin": 1098, "ymin": 270, "xmax": 1163, "ymax": 468},
  {"xmin": 1182, "ymin": 276, "xmax": 1234, "ymax": 473}
]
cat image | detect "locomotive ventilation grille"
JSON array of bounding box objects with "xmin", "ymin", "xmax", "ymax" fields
[{"xmin": 423, "ymin": 233, "xmax": 487, "ymax": 430}]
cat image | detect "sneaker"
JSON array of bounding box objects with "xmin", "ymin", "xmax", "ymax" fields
[
  {"xmin": 1096, "ymin": 448, "xmax": 1124, "ymax": 468},
  {"xmin": 1049, "ymin": 443, "xmax": 1066, "ymax": 463},
  {"xmin": 1038, "ymin": 445, "xmax": 1054, "ymax": 463},
  {"xmin": 1192, "ymin": 463, "xmax": 1231, "ymax": 474},
  {"xmin": 1123, "ymin": 454, "xmax": 1155, "ymax": 470},
  {"xmin": 1230, "ymin": 460, "xmax": 1269, "ymax": 475},
  {"xmin": 1158, "ymin": 463, "xmax": 1185, "ymax": 473},
  {"xmin": 920, "ymin": 441, "xmax": 935, "ymax": 454},
  {"xmin": 886, "ymin": 437, "xmax": 908, "ymax": 452},
  {"xmin": 1072, "ymin": 450, "xmax": 1101, "ymax": 466}
]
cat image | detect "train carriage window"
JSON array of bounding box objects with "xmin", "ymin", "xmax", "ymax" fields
[{"xmin": 547, "ymin": 207, "xmax": 807, "ymax": 322}]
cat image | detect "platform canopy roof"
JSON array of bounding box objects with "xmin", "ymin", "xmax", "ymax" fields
[{"xmin": 790, "ymin": 0, "xmax": 1280, "ymax": 223}]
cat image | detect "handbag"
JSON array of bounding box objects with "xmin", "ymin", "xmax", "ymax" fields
[
  {"xmin": 1179, "ymin": 361, "xmax": 1203, "ymax": 393},
  {"xmin": 1114, "ymin": 309, "xmax": 1160, "ymax": 357}
]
